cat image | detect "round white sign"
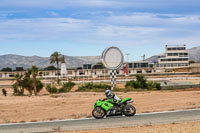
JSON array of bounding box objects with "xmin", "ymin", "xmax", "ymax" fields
[{"xmin": 101, "ymin": 46, "xmax": 124, "ymax": 70}]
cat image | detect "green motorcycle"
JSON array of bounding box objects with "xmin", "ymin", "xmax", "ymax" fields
[{"xmin": 92, "ymin": 98, "xmax": 136, "ymax": 119}]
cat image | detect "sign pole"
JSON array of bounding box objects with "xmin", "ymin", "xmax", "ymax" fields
[{"xmin": 101, "ymin": 46, "xmax": 124, "ymax": 90}]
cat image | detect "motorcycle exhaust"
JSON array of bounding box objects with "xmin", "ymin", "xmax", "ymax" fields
[{"xmin": 126, "ymin": 100, "xmax": 133, "ymax": 104}]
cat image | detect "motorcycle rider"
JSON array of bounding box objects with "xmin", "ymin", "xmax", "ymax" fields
[{"xmin": 104, "ymin": 89, "xmax": 121, "ymax": 115}]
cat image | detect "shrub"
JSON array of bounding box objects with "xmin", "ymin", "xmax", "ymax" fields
[
  {"xmin": 36, "ymin": 79, "xmax": 44, "ymax": 93},
  {"xmin": 135, "ymin": 74, "xmax": 147, "ymax": 89},
  {"xmin": 125, "ymin": 74, "xmax": 161, "ymax": 91},
  {"xmin": 44, "ymin": 65, "xmax": 57, "ymax": 70},
  {"xmin": 147, "ymin": 81, "xmax": 154, "ymax": 90},
  {"xmin": 77, "ymin": 82, "xmax": 110, "ymax": 92},
  {"xmin": 12, "ymin": 84, "xmax": 24, "ymax": 96},
  {"xmin": 59, "ymin": 82, "xmax": 75, "ymax": 93},
  {"xmin": 155, "ymin": 82, "xmax": 161, "ymax": 90},
  {"xmin": 2, "ymin": 88, "xmax": 7, "ymax": 96},
  {"xmin": 46, "ymin": 85, "xmax": 58, "ymax": 94},
  {"xmin": 125, "ymin": 80, "xmax": 141, "ymax": 89},
  {"xmin": 1, "ymin": 67, "xmax": 12, "ymax": 72},
  {"xmin": 147, "ymin": 81, "xmax": 161, "ymax": 90}
]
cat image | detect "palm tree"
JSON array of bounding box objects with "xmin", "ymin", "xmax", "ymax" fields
[
  {"xmin": 28, "ymin": 65, "xmax": 39, "ymax": 96},
  {"xmin": 50, "ymin": 52, "xmax": 65, "ymax": 83}
]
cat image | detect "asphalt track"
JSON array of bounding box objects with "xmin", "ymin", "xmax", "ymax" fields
[{"xmin": 0, "ymin": 109, "xmax": 200, "ymax": 133}]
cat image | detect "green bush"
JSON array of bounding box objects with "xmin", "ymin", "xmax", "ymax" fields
[
  {"xmin": 46, "ymin": 85, "xmax": 58, "ymax": 94},
  {"xmin": 125, "ymin": 74, "xmax": 161, "ymax": 91},
  {"xmin": 1, "ymin": 67, "xmax": 12, "ymax": 72},
  {"xmin": 12, "ymin": 84, "xmax": 24, "ymax": 96},
  {"xmin": 77, "ymin": 82, "xmax": 110, "ymax": 92},
  {"xmin": 59, "ymin": 82, "xmax": 75, "ymax": 93},
  {"xmin": 36, "ymin": 79, "xmax": 44, "ymax": 93},
  {"xmin": 2, "ymin": 88, "xmax": 7, "ymax": 96},
  {"xmin": 155, "ymin": 82, "xmax": 161, "ymax": 90}
]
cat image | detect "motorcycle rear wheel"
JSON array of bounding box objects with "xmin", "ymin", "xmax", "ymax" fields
[
  {"xmin": 123, "ymin": 104, "xmax": 136, "ymax": 116},
  {"xmin": 92, "ymin": 107, "xmax": 106, "ymax": 119}
]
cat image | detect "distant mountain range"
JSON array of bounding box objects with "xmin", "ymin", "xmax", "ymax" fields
[
  {"xmin": 0, "ymin": 54, "xmax": 101, "ymax": 69},
  {"xmin": 0, "ymin": 46, "xmax": 199, "ymax": 69}
]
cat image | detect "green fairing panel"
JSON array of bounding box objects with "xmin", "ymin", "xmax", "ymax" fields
[
  {"xmin": 101, "ymin": 102, "xmax": 113, "ymax": 111},
  {"xmin": 121, "ymin": 98, "xmax": 132, "ymax": 103},
  {"xmin": 94, "ymin": 100, "xmax": 114, "ymax": 111},
  {"xmin": 94, "ymin": 100, "xmax": 103, "ymax": 108}
]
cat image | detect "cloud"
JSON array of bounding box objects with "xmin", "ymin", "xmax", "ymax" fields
[
  {"xmin": 0, "ymin": 0, "xmax": 131, "ymax": 10},
  {"xmin": 106, "ymin": 13, "xmax": 200, "ymax": 28},
  {"xmin": 1, "ymin": 0, "xmax": 200, "ymax": 11},
  {"xmin": 0, "ymin": 12, "xmax": 200, "ymax": 47}
]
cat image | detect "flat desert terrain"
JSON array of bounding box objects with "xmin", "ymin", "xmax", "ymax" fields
[
  {"xmin": 0, "ymin": 88, "xmax": 200, "ymax": 124},
  {"xmin": 54, "ymin": 121, "xmax": 200, "ymax": 133}
]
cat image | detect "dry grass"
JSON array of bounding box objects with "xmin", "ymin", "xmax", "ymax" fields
[
  {"xmin": 0, "ymin": 88, "xmax": 200, "ymax": 124},
  {"xmin": 53, "ymin": 121, "xmax": 200, "ymax": 133}
]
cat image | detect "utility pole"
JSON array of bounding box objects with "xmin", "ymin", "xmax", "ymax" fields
[
  {"xmin": 126, "ymin": 53, "xmax": 130, "ymax": 62},
  {"xmin": 125, "ymin": 53, "xmax": 130, "ymax": 76},
  {"xmin": 141, "ymin": 54, "xmax": 145, "ymax": 61}
]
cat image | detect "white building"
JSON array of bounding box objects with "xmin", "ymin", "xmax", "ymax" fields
[{"xmin": 157, "ymin": 45, "xmax": 189, "ymax": 68}]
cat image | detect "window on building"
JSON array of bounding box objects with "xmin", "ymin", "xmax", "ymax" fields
[
  {"xmin": 183, "ymin": 58, "xmax": 188, "ymax": 61},
  {"xmin": 39, "ymin": 72, "xmax": 43, "ymax": 76},
  {"xmin": 68, "ymin": 71, "xmax": 72, "ymax": 75},
  {"xmin": 172, "ymin": 48, "xmax": 176, "ymax": 50},
  {"xmin": 141, "ymin": 63, "xmax": 148, "ymax": 68},
  {"xmin": 137, "ymin": 70, "xmax": 142, "ymax": 73},
  {"xmin": 134, "ymin": 63, "xmax": 139, "ymax": 68},
  {"xmin": 167, "ymin": 48, "xmax": 172, "ymax": 50},
  {"xmin": 146, "ymin": 70, "xmax": 152, "ymax": 73},
  {"xmin": 177, "ymin": 47, "xmax": 185, "ymax": 50},
  {"xmin": 128, "ymin": 63, "xmax": 133, "ymax": 68},
  {"xmin": 9, "ymin": 73, "xmax": 14, "ymax": 77},
  {"xmin": 79, "ymin": 71, "xmax": 85, "ymax": 75},
  {"xmin": 83, "ymin": 64, "xmax": 92, "ymax": 69}
]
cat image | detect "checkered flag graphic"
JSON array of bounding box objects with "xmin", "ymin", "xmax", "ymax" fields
[{"xmin": 110, "ymin": 70, "xmax": 117, "ymax": 90}]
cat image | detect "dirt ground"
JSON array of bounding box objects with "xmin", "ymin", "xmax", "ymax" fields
[
  {"xmin": 0, "ymin": 88, "xmax": 200, "ymax": 124},
  {"xmin": 54, "ymin": 121, "xmax": 200, "ymax": 133}
]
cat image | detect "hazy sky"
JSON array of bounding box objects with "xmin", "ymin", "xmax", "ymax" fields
[{"xmin": 1, "ymin": 0, "xmax": 200, "ymax": 61}]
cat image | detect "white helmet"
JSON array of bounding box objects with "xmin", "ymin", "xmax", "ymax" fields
[{"xmin": 105, "ymin": 89, "xmax": 112, "ymax": 97}]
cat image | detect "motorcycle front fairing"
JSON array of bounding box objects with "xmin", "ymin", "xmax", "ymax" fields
[{"xmin": 94, "ymin": 100, "xmax": 114, "ymax": 111}]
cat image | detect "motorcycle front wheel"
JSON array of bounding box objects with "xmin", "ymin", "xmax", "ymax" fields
[
  {"xmin": 123, "ymin": 104, "xmax": 136, "ymax": 116},
  {"xmin": 92, "ymin": 107, "xmax": 106, "ymax": 119}
]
